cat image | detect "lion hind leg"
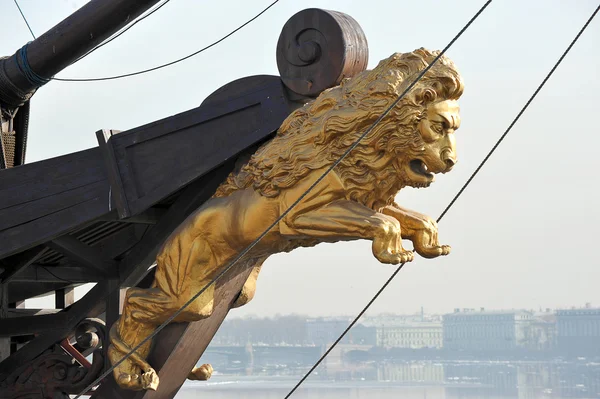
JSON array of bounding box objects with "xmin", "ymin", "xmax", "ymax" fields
[
  {"xmin": 232, "ymin": 261, "xmax": 264, "ymax": 309},
  {"xmin": 109, "ymin": 324, "xmax": 159, "ymax": 391},
  {"xmin": 109, "ymin": 286, "xmax": 194, "ymax": 391},
  {"xmin": 110, "ymin": 281, "xmax": 218, "ymax": 390}
]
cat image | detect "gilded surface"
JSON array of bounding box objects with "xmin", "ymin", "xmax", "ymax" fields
[{"xmin": 109, "ymin": 48, "xmax": 464, "ymax": 390}]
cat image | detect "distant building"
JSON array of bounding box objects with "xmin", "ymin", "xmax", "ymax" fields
[
  {"xmin": 362, "ymin": 314, "xmax": 443, "ymax": 349},
  {"xmin": 306, "ymin": 317, "xmax": 376, "ymax": 346},
  {"xmin": 556, "ymin": 305, "xmax": 600, "ymax": 357},
  {"xmin": 529, "ymin": 311, "xmax": 556, "ymax": 351},
  {"xmin": 375, "ymin": 322, "xmax": 443, "ymax": 349},
  {"xmin": 443, "ymin": 309, "xmax": 534, "ymax": 352}
]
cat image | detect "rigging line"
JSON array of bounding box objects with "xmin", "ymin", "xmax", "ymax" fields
[
  {"xmin": 40, "ymin": 266, "xmax": 73, "ymax": 284},
  {"xmin": 72, "ymin": 1, "xmax": 491, "ymax": 397},
  {"xmin": 13, "ymin": 0, "xmax": 36, "ymax": 39},
  {"xmin": 53, "ymin": 0, "xmax": 280, "ymax": 82},
  {"xmin": 284, "ymin": 262, "xmax": 406, "ymax": 398},
  {"xmin": 284, "ymin": 4, "xmax": 600, "ymax": 398},
  {"xmin": 437, "ymin": 3, "xmax": 600, "ymax": 224},
  {"xmin": 69, "ymin": 0, "xmax": 172, "ymax": 66}
]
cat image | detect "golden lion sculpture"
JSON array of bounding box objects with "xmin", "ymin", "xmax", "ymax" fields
[{"xmin": 108, "ymin": 48, "xmax": 464, "ymax": 390}]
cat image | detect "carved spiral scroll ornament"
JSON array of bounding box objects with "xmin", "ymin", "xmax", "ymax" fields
[
  {"xmin": 0, "ymin": 319, "xmax": 106, "ymax": 399},
  {"xmin": 276, "ymin": 8, "xmax": 369, "ymax": 96}
]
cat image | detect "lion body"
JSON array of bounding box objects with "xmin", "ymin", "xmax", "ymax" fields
[{"xmin": 109, "ymin": 48, "xmax": 464, "ymax": 391}]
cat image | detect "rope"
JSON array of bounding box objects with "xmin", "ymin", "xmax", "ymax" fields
[
  {"xmin": 72, "ymin": 1, "xmax": 491, "ymax": 397},
  {"xmin": 13, "ymin": 0, "xmax": 35, "ymax": 39},
  {"xmin": 53, "ymin": 0, "xmax": 280, "ymax": 82},
  {"xmin": 284, "ymin": 3, "xmax": 600, "ymax": 397},
  {"xmin": 16, "ymin": 43, "xmax": 50, "ymax": 87}
]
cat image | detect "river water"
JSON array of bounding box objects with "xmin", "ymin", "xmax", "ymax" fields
[{"xmin": 175, "ymin": 360, "xmax": 600, "ymax": 398}]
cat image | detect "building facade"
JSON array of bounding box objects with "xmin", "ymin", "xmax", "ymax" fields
[
  {"xmin": 443, "ymin": 309, "xmax": 534, "ymax": 352},
  {"xmin": 556, "ymin": 306, "xmax": 600, "ymax": 357},
  {"xmin": 375, "ymin": 322, "xmax": 443, "ymax": 349}
]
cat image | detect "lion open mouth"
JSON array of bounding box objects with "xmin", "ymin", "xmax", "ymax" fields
[{"xmin": 409, "ymin": 159, "xmax": 434, "ymax": 179}]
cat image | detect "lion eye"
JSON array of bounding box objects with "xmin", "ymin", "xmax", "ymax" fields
[{"xmin": 432, "ymin": 122, "xmax": 444, "ymax": 134}]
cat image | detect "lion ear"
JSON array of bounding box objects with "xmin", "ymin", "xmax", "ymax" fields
[{"xmin": 416, "ymin": 88, "xmax": 437, "ymax": 105}]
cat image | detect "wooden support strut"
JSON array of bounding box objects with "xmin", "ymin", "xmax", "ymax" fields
[{"xmin": 48, "ymin": 235, "xmax": 118, "ymax": 277}]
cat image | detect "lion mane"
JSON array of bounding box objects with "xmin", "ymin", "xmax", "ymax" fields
[{"xmin": 214, "ymin": 48, "xmax": 464, "ymax": 210}]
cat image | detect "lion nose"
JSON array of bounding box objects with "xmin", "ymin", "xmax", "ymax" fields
[{"xmin": 441, "ymin": 149, "xmax": 456, "ymax": 172}]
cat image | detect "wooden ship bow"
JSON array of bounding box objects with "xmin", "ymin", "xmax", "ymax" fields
[{"xmin": 0, "ymin": 5, "xmax": 369, "ymax": 398}]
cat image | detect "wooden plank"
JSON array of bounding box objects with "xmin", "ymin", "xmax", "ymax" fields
[
  {"xmin": 0, "ymin": 178, "xmax": 107, "ymax": 232},
  {"xmin": 0, "ymin": 181, "xmax": 111, "ymax": 259},
  {"xmin": 7, "ymin": 282, "xmax": 72, "ymax": 304},
  {"xmin": 0, "ymin": 307, "xmax": 68, "ymax": 336},
  {"xmin": 97, "ymin": 129, "xmax": 129, "ymax": 218},
  {"xmin": 92, "ymin": 260, "xmax": 254, "ymax": 399},
  {"xmin": 0, "ymin": 147, "xmax": 104, "ymax": 211},
  {"xmin": 101, "ymin": 76, "xmax": 289, "ymax": 218},
  {"xmin": 48, "ymin": 235, "xmax": 118, "ymax": 276},
  {"xmin": 104, "ymin": 279, "xmax": 122, "ymax": 371},
  {"xmin": 10, "ymin": 265, "xmax": 104, "ymax": 283}
]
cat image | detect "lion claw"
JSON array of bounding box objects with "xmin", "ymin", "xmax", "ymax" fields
[
  {"xmin": 417, "ymin": 244, "xmax": 451, "ymax": 258},
  {"xmin": 399, "ymin": 250, "xmax": 414, "ymax": 263},
  {"xmin": 188, "ymin": 363, "xmax": 214, "ymax": 381},
  {"xmin": 142, "ymin": 368, "xmax": 159, "ymax": 391}
]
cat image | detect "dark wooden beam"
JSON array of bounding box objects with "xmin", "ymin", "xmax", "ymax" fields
[
  {"xmin": 0, "ymin": 285, "xmax": 8, "ymax": 361},
  {"xmin": 105, "ymin": 279, "xmax": 122, "ymax": 371},
  {"xmin": 98, "ymin": 208, "xmax": 167, "ymax": 225},
  {"xmin": 0, "ymin": 246, "xmax": 47, "ymax": 283},
  {"xmin": 0, "ymin": 147, "xmax": 111, "ymax": 260},
  {"xmin": 7, "ymin": 281, "xmax": 73, "ymax": 304},
  {"xmin": 55, "ymin": 287, "xmax": 75, "ymax": 309},
  {"xmin": 98, "ymin": 76, "xmax": 289, "ymax": 219},
  {"xmin": 0, "ymin": 280, "xmax": 108, "ymax": 375},
  {"xmin": 6, "ymin": 308, "xmax": 61, "ymax": 317},
  {"xmin": 48, "ymin": 235, "xmax": 118, "ymax": 276},
  {"xmin": 0, "ymin": 307, "xmax": 68, "ymax": 337},
  {"xmin": 0, "ymin": 269, "xmax": 154, "ymax": 381},
  {"xmin": 10, "ymin": 265, "xmax": 104, "ymax": 283}
]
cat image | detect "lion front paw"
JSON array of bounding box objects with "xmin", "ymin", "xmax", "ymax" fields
[
  {"xmin": 188, "ymin": 363, "xmax": 214, "ymax": 381},
  {"xmin": 416, "ymin": 244, "xmax": 451, "ymax": 258},
  {"xmin": 373, "ymin": 246, "xmax": 414, "ymax": 265}
]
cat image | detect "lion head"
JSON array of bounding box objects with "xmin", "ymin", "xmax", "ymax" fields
[{"xmin": 215, "ymin": 48, "xmax": 464, "ymax": 210}]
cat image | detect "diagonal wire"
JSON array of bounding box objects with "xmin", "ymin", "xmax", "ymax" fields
[
  {"xmin": 284, "ymin": 3, "xmax": 600, "ymax": 397},
  {"xmin": 70, "ymin": 0, "xmax": 172, "ymax": 65},
  {"xmin": 284, "ymin": 261, "xmax": 406, "ymax": 398},
  {"xmin": 54, "ymin": 0, "xmax": 280, "ymax": 82},
  {"xmin": 72, "ymin": 1, "xmax": 490, "ymax": 397},
  {"xmin": 437, "ymin": 3, "xmax": 600, "ymax": 224},
  {"xmin": 14, "ymin": 0, "xmax": 35, "ymax": 39}
]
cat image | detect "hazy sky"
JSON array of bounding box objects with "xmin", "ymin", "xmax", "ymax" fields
[{"xmin": 3, "ymin": 0, "xmax": 599, "ymax": 317}]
